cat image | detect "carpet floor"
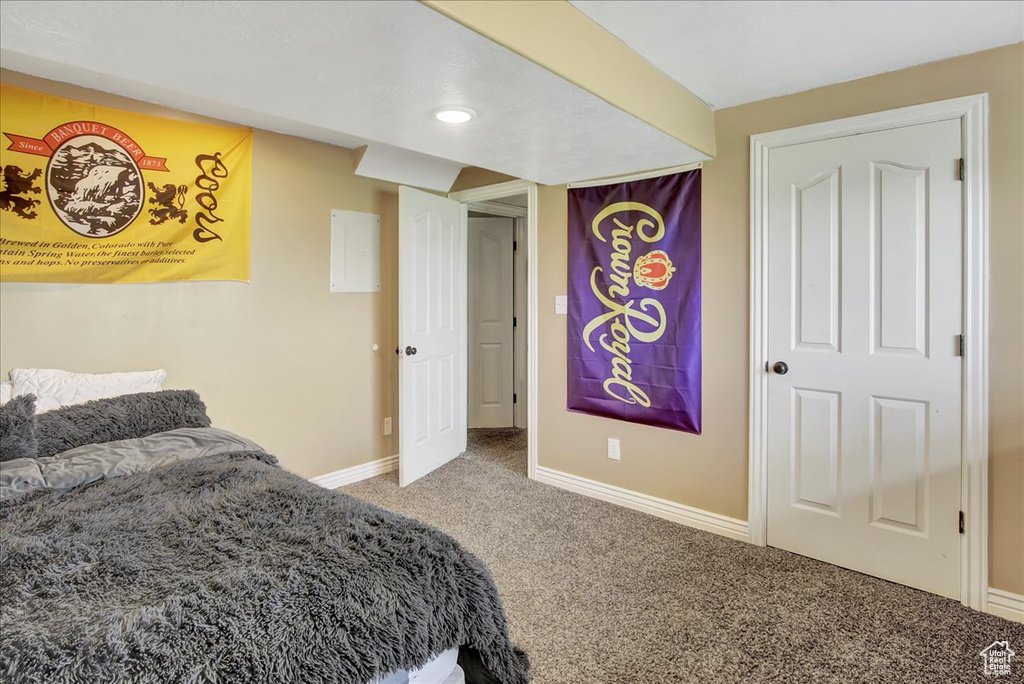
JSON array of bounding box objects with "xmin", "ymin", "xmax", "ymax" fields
[{"xmin": 343, "ymin": 429, "xmax": 1023, "ymax": 684}]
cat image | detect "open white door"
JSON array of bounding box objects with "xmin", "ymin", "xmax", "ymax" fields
[
  {"xmin": 398, "ymin": 186, "xmax": 467, "ymax": 487},
  {"xmin": 468, "ymin": 217, "xmax": 514, "ymax": 428}
]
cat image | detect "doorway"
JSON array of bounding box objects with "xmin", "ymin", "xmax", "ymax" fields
[
  {"xmin": 397, "ymin": 181, "xmax": 538, "ymax": 487},
  {"xmin": 748, "ymin": 95, "xmax": 990, "ymax": 609},
  {"xmin": 452, "ymin": 181, "xmax": 538, "ymax": 481},
  {"xmin": 466, "ymin": 195, "xmax": 528, "ymax": 430}
]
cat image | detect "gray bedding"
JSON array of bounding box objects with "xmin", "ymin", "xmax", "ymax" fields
[
  {"xmin": 0, "ymin": 427, "xmax": 261, "ymax": 500},
  {"xmin": 0, "ymin": 429, "xmax": 529, "ymax": 684}
]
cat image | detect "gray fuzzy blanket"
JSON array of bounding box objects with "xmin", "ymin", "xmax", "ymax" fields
[{"xmin": 0, "ymin": 449, "xmax": 529, "ymax": 684}]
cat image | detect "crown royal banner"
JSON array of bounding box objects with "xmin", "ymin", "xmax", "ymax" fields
[
  {"xmin": 0, "ymin": 84, "xmax": 252, "ymax": 283},
  {"xmin": 567, "ymin": 170, "xmax": 701, "ymax": 433}
]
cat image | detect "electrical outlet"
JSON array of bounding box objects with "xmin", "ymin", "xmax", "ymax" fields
[
  {"xmin": 608, "ymin": 437, "xmax": 621, "ymax": 461},
  {"xmin": 382, "ymin": 417, "xmax": 393, "ymax": 436},
  {"xmin": 554, "ymin": 295, "xmax": 568, "ymax": 315}
]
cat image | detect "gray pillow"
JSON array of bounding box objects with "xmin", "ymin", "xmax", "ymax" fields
[
  {"xmin": 0, "ymin": 394, "xmax": 38, "ymax": 462},
  {"xmin": 35, "ymin": 390, "xmax": 212, "ymax": 459}
]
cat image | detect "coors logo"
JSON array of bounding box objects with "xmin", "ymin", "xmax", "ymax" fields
[
  {"xmin": 4, "ymin": 120, "xmax": 168, "ymax": 238},
  {"xmin": 47, "ymin": 138, "xmax": 142, "ymax": 237}
]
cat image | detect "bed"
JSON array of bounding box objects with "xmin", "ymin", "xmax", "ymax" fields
[{"xmin": 0, "ymin": 376, "xmax": 529, "ymax": 684}]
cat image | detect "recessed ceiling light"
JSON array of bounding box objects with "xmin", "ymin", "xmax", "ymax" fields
[{"xmin": 434, "ymin": 107, "xmax": 476, "ymax": 124}]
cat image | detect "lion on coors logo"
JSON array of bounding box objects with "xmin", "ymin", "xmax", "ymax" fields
[{"xmin": 0, "ymin": 165, "xmax": 43, "ymax": 220}]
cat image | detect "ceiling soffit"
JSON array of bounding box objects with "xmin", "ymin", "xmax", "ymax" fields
[{"xmin": 423, "ymin": 0, "xmax": 716, "ymax": 158}]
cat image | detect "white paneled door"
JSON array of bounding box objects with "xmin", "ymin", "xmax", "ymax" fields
[
  {"xmin": 398, "ymin": 186, "xmax": 467, "ymax": 487},
  {"xmin": 468, "ymin": 218, "xmax": 515, "ymax": 428},
  {"xmin": 766, "ymin": 120, "xmax": 964, "ymax": 598}
]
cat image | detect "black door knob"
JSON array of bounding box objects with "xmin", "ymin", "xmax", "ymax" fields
[
  {"xmin": 772, "ymin": 361, "xmax": 789, "ymax": 375},
  {"xmin": 405, "ymin": 346, "xmax": 417, "ymax": 356}
]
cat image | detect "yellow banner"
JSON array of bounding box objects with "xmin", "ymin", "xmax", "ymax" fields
[{"xmin": 0, "ymin": 84, "xmax": 252, "ymax": 283}]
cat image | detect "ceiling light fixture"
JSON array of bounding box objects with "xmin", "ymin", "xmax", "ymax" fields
[{"xmin": 434, "ymin": 107, "xmax": 476, "ymax": 124}]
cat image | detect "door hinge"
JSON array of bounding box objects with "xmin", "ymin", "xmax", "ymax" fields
[
  {"xmin": 513, "ymin": 393, "xmax": 517, "ymax": 404},
  {"xmin": 513, "ymin": 241, "xmax": 518, "ymax": 251},
  {"xmin": 957, "ymin": 334, "xmax": 965, "ymax": 356},
  {"xmin": 513, "ymin": 316, "xmax": 517, "ymax": 328},
  {"xmin": 957, "ymin": 158, "xmax": 965, "ymax": 181},
  {"xmin": 959, "ymin": 510, "xmax": 965, "ymax": 534}
]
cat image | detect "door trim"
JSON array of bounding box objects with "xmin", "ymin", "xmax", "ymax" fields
[
  {"xmin": 450, "ymin": 180, "xmax": 539, "ymax": 480},
  {"xmin": 747, "ymin": 94, "xmax": 990, "ymax": 611},
  {"xmin": 468, "ymin": 199, "xmax": 527, "ymax": 219},
  {"xmin": 514, "ymin": 215, "xmax": 528, "ymax": 430}
]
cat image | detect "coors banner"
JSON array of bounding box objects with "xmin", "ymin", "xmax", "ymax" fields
[
  {"xmin": 567, "ymin": 170, "xmax": 701, "ymax": 433},
  {"xmin": 0, "ymin": 84, "xmax": 252, "ymax": 284}
]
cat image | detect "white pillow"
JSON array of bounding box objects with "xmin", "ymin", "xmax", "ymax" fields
[
  {"xmin": 0, "ymin": 380, "xmax": 11, "ymax": 405},
  {"xmin": 10, "ymin": 368, "xmax": 167, "ymax": 410}
]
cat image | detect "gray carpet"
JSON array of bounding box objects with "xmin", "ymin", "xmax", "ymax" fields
[{"xmin": 343, "ymin": 429, "xmax": 1024, "ymax": 683}]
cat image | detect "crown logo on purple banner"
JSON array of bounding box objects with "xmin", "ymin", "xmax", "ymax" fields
[{"xmin": 633, "ymin": 250, "xmax": 676, "ymax": 290}]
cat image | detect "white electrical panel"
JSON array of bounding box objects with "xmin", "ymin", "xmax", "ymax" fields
[{"xmin": 330, "ymin": 209, "xmax": 381, "ymax": 293}]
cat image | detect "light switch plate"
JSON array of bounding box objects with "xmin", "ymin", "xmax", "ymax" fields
[{"xmin": 555, "ymin": 295, "xmax": 568, "ymax": 315}]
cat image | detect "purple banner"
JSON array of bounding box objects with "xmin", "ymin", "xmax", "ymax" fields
[{"xmin": 567, "ymin": 170, "xmax": 701, "ymax": 434}]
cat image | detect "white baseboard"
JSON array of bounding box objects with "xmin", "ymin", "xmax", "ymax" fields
[
  {"xmin": 310, "ymin": 454, "xmax": 398, "ymax": 489},
  {"xmin": 987, "ymin": 588, "xmax": 1024, "ymax": 623},
  {"xmin": 534, "ymin": 465, "xmax": 749, "ymax": 542}
]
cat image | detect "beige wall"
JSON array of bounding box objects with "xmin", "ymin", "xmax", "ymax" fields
[
  {"xmin": 451, "ymin": 167, "xmax": 518, "ymax": 193},
  {"xmin": 529, "ymin": 44, "xmax": 1024, "ymax": 594},
  {"xmin": 0, "ymin": 70, "xmax": 401, "ymax": 479}
]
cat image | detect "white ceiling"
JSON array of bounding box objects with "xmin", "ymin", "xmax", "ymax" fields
[
  {"xmin": 0, "ymin": 0, "xmax": 704, "ymax": 186},
  {"xmin": 2, "ymin": 2, "xmax": 1020, "ymax": 186},
  {"xmin": 571, "ymin": 0, "xmax": 1024, "ymax": 108}
]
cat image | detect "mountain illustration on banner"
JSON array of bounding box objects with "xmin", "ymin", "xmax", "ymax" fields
[{"xmin": 47, "ymin": 140, "xmax": 144, "ymax": 237}]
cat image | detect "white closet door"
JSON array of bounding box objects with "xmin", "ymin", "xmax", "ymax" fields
[
  {"xmin": 468, "ymin": 217, "xmax": 514, "ymax": 428},
  {"xmin": 766, "ymin": 119, "xmax": 963, "ymax": 599}
]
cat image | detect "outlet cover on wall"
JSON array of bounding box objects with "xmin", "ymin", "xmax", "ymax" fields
[
  {"xmin": 382, "ymin": 417, "xmax": 393, "ymax": 436},
  {"xmin": 607, "ymin": 437, "xmax": 621, "ymax": 460},
  {"xmin": 555, "ymin": 295, "xmax": 568, "ymax": 315}
]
